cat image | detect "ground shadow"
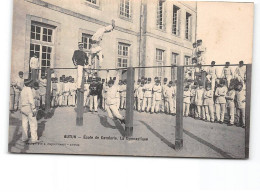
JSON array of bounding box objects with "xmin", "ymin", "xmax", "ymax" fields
[
  {"xmin": 183, "ymin": 129, "xmax": 233, "ymax": 158},
  {"xmin": 139, "ymin": 120, "xmax": 175, "ymax": 149},
  {"xmin": 8, "ymin": 115, "xmax": 29, "ymax": 153},
  {"xmin": 98, "ymin": 115, "xmax": 117, "ymax": 129}
]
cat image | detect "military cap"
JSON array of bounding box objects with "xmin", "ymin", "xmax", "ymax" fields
[
  {"xmin": 137, "ymin": 79, "xmax": 141, "ymax": 82},
  {"xmin": 141, "ymin": 76, "xmax": 145, "ymax": 80},
  {"xmin": 102, "ymin": 79, "xmax": 105, "ymax": 82},
  {"xmin": 154, "ymin": 77, "xmax": 158, "ymax": 80},
  {"xmin": 147, "ymin": 78, "xmax": 151, "ymax": 81},
  {"xmin": 156, "ymin": 80, "xmax": 160, "ymax": 83},
  {"xmin": 193, "ymin": 42, "xmax": 197, "ymax": 46},
  {"xmin": 163, "ymin": 78, "xmax": 167, "ymax": 82},
  {"xmin": 225, "ymin": 62, "xmax": 230, "ymax": 65},
  {"xmin": 18, "ymin": 71, "xmax": 23, "ymax": 75},
  {"xmin": 169, "ymin": 81, "xmax": 173, "ymax": 84},
  {"xmin": 144, "ymin": 77, "xmax": 147, "ymax": 80},
  {"xmin": 239, "ymin": 61, "xmax": 244, "ymax": 65},
  {"xmin": 211, "ymin": 61, "xmax": 216, "ymax": 65},
  {"xmin": 78, "ymin": 42, "xmax": 84, "ymax": 46},
  {"xmin": 197, "ymin": 39, "xmax": 202, "ymax": 43},
  {"xmin": 113, "ymin": 77, "xmax": 116, "ymax": 81}
]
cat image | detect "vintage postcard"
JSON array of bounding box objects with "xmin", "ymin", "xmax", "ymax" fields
[{"xmin": 9, "ymin": 0, "xmax": 254, "ymax": 159}]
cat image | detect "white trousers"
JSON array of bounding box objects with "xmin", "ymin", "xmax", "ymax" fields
[
  {"xmin": 77, "ymin": 65, "xmax": 83, "ymax": 89},
  {"xmin": 215, "ymin": 103, "xmax": 226, "ymax": 122},
  {"xmin": 89, "ymin": 95, "xmax": 98, "ymax": 112},
  {"xmin": 21, "ymin": 112, "xmax": 38, "ymax": 142},
  {"xmin": 106, "ymin": 104, "xmax": 123, "ymax": 120}
]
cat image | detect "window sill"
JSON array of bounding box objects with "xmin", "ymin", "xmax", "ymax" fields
[
  {"xmin": 156, "ymin": 28, "xmax": 166, "ymax": 33},
  {"xmin": 119, "ymin": 15, "xmax": 133, "ymax": 23},
  {"xmin": 172, "ymin": 33, "xmax": 181, "ymax": 38},
  {"xmin": 84, "ymin": 2, "xmax": 101, "ymax": 10}
]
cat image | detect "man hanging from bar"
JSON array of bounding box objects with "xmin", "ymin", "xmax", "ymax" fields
[
  {"xmin": 105, "ymin": 69, "xmax": 125, "ymax": 124},
  {"xmin": 72, "ymin": 42, "xmax": 88, "ymax": 92},
  {"xmin": 89, "ymin": 20, "xmax": 115, "ymax": 68}
]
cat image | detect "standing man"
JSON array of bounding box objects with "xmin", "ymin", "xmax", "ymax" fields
[
  {"xmin": 39, "ymin": 75, "xmax": 47, "ymax": 109},
  {"xmin": 30, "ymin": 53, "xmax": 39, "ymax": 80},
  {"xmin": 89, "ymin": 78, "xmax": 99, "ymax": 112},
  {"xmin": 72, "ymin": 42, "xmax": 88, "ymax": 92},
  {"xmin": 221, "ymin": 62, "xmax": 233, "ymax": 88},
  {"xmin": 206, "ymin": 61, "xmax": 218, "ymax": 91},
  {"xmin": 11, "ymin": 71, "xmax": 24, "ymax": 111},
  {"xmin": 151, "ymin": 80, "xmax": 162, "ymax": 113},
  {"xmin": 234, "ymin": 60, "xmax": 246, "ymax": 85},
  {"xmin": 142, "ymin": 78, "xmax": 153, "ymax": 112},
  {"xmin": 105, "ymin": 70, "xmax": 125, "ymax": 124},
  {"xmin": 20, "ymin": 80, "xmax": 40, "ymax": 143}
]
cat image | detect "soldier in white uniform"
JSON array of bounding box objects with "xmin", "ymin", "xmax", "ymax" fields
[
  {"xmin": 105, "ymin": 70, "xmax": 125, "ymax": 124},
  {"xmin": 196, "ymin": 40, "xmax": 206, "ymax": 65},
  {"xmin": 234, "ymin": 60, "xmax": 246, "ymax": 85},
  {"xmin": 195, "ymin": 82, "xmax": 205, "ymax": 119},
  {"xmin": 203, "ymin": 84, "xmax": 215, "ymax": 122},
  {"xmin": 20, "ymin": 80, "xmax": 40, "ymax": 143},
  {"xmin": 161, "ymin": 78, "xmax": 168, "ymax": 112},
  {"xmin": 137, "ymin": 81, "xmax": 145, "ymax": 112},
  {"xmin": 68, "ymin": 78, "xmax": 77, "ymax": 106},
  {"xmin": 29, "ymin": 53, "xmax": 39, "ymax": 80},
  {"xmin": 11, "ymin": 71, "xmax": 24, "ymax": 111},
  {"xmin": 164, "ymin": 81, "xmax": 176, "ymax": 115},
  {"xmin": 134, "ymin": 79, "xmax": 140, "ymax": 110},
  {"xmin": 84, "ymin": 79, "xmax": 90, "ymax": 108},
  {"xmin": 151, "ymin": 80, "xmax": 162, "ymax": 113},
  {"xmin": 39, "ymin": 76, "xmax": 47, "ymax": 109},
  {"xmin": 226, "ymin": 84, "xmax": 236, "ymax": 126},
  {"xmin": 89, "ymin": 20, "xmax": 115, "ymax": 67},
  {"xmin": 56, "ymin": 77, "xmax": 64, "ymax": 107},
  {"xmin": 215, "ymin": 79, "xmax": 228, "ymax": 123},
  {"xmin": 235, "ymin": 83, "xmax": 246, "ymax": 128},
  {"xmin": 183, "ymin": 85, "xmax": 191, "ymax": 117},
  {"xmin": 142, "ymin": 78, "xmax": 153, "ymax": 112},
  {"xmin": 62, "ymin": 78, "xmax": 70, "ymax": 107},
  {"xmin": 120, "ymin": 80, "xmax": 127, "ymax": 110},
  {"xmin": 206, "ymin": 61, "xmax": 218, "ymax": 91},
  {"xmin": 221, "ymin": 62, "xmax": 233, "ymax": 88}
]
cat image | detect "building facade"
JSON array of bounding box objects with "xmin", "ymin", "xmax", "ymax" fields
[{"xmin": 11, "ymin": 0, "xmax": 197, "ymax": 81}]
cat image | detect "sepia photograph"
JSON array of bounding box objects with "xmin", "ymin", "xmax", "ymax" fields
[{"xmin": 8, "ymin": 0, "xmax": 254, "ymax": 159}]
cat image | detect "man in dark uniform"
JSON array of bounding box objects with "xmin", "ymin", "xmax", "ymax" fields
[
  {"xmin": 97, "ymin": 77, "xmax": 103, "ymax": 108},
  {"xmin": 72, "ymin": 42, "xmax": 88, "ymax": 92},
  {"xmin": 89, "ymin": 77, "xmax": 99, "ymax": 112}
]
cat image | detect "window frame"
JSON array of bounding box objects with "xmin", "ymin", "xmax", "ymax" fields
[
  {"xmin": 155, "ymin": 48, "xmax": 165, "ymax": 78},
  {"xmin": 185, "ymin": 12, "xmax": 192, "ymax": 41},
  {"xmin": 84, "ymin": 0, "xmax": 101, "ymax": 10},
  {"xmin": 156, "ymin": 0, "xmax": 166, "ymax": 31},
  {"xmin": 117, "ymin": 42, "xmax": 131, "ymax": 68},
  {"xmin": 172, "ymin": 5, "xmax": 181, "ymax": 36},
  {"xmin": 30, "ymin": 21, "xmax": 56, "ymax": 77},
  {"xmin": 118, "ymin": 0, "xmax": 133, "ymax": 22}
]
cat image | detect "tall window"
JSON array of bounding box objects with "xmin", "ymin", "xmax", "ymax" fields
[
  {"xmin": 120, "ymin": 0, "xmax": 131, "ymax": 19},
  {"xmin": 172, "ymin": 5, "xmax": 180, "ymax": 35},
  {"xmin": 118, "ymin": 43, "xmax": 130, "ymax": 67},
  {"xmin": 171, "ymin": 52, "xmax": 179, "ymax": 81},
  {"xmin": 155, "ymin": 49, "xmax": 164, "ymax": 78},
  {"xmin": 157, "ymin": 0, "xmax": 165, "ymax": 30},
  {"xmin": 81, "ymin": 33, "xmax": 92, "ymax": 50},
  {"xmin": 172, "ymin": 53, "xmax": 179, "ymax": 65},
  {"xmin": 184, "ymin": 56, "xmax": 191, "ymax": 66},
  {"xmin": 185, "ymin": 12, "xmax": 192, "ymax": 40},
  {"xmin": 30, "ymin": 22, "xmax": 55, "ymax": 77}
]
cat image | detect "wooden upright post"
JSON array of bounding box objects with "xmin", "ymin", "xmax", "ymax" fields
[
  {"xmin": 201, "ymin": 71, "xmax": 207, "ymax": 87},
  {"xmin": 175, "ymin": 66, "xmax": 184, "ymax": 150},
  {"xmin": 245, "ymin": 64, "xmax": 252, "ymax": 158},
  {"xmin": 76, "ymin": 70, "xmax": 85, "ymax": 126},
  {"xmin": 125, "ymin": 67, "xmax": 135, "ymax": 137},
  {"xmin": 32, "ymin": 69, "xmax": 38, "ymax": 82},
  {"xmin": 44, "ymin": 68, "xmax": 52, "ymax": 118}
]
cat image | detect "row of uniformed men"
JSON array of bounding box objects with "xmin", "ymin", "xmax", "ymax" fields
[
  {"xmin": 184, "ymin": 60, "xmax": 247, "ymax": 90},
  {"xmin": 10, "ymin": 71, "xmax": 47, "ymax": 112}
]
